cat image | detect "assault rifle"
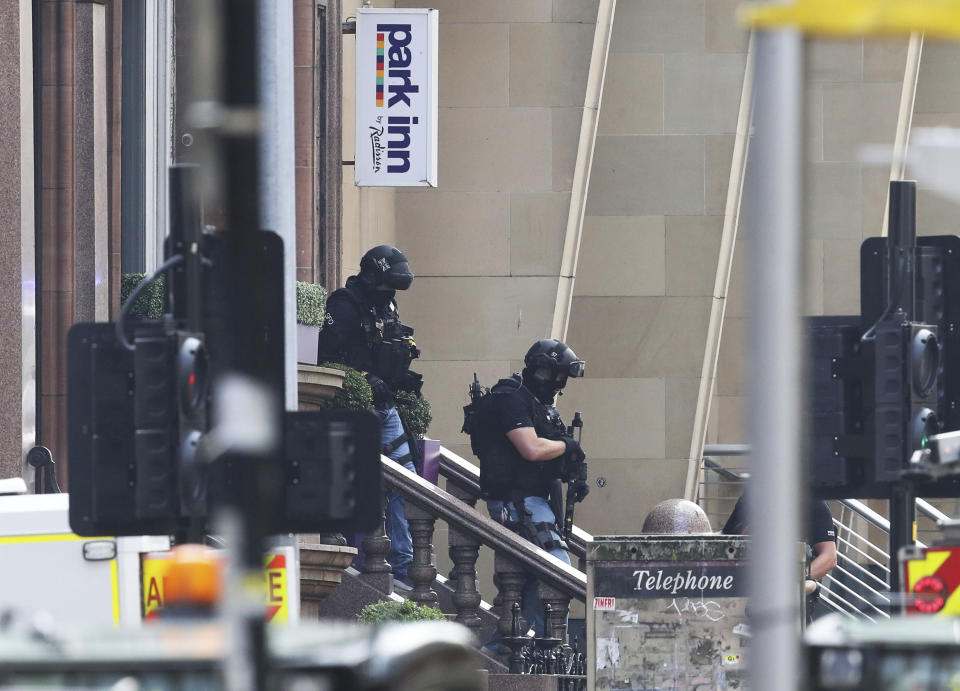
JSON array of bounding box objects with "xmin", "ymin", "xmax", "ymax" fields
[
  {"xmin": 563, "ymin": 411, "xmax": 584, "ymax": 542},
  {"xmin": 461, "ymin": 373, "xmax": 486, "ymax": 436}
]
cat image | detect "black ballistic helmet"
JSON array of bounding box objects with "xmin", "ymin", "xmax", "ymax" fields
[
  {"xmin": 359, "ymin": 245, "xmax": 415, "ymax": 290},
  {"xmin": 523, "ymin": 339, "xmax": 585, "ymax": 393}
]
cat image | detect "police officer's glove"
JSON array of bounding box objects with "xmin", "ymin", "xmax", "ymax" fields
[
  {"xmin": 562, "ymin": 437, "xmax": 586, "ymax": 466},
  {"xmin": 571, "ymin": 478, "xmax": 590, "ymax": 503},
  {"xmin": 365, "ymin": 373, "xmax": 394, "ymax": 409},
  {"xmin": 397, "ymin": 370, "xmax": 423, "ymax": 394}
]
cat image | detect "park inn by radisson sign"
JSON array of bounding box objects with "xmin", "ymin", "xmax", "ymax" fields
[{"xmin": 355, "ymin": 8, "xmax": 438, "ymax": 187}]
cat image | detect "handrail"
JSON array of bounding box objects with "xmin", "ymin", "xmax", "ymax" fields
[
  {"xmin": 839, "ymin": 498, "xmax": 927, "ymax": 550},
  {"xmin": 702, "ymin": 444, "xmax": 751, "ymax": 457},
  {"xmin": 701, "ymin": 444, "xmax": 953, "ymax": 529},
  {"xmin": 382, "ymin": 455, "xmax": 587, "ymax": 600},
  {"xmin": 702, "ymin": 457, "xmax": 747, "ymax": 483},
  {"xmin": 838, "ymin": 499, "xmax": 890, "ymax": 533},
  {"xmin": 436, "ymin": 445, "xmax": 593, "ymax": 561},
  {"xmin": 917, "ymin": 497, "xmax": 951, "ymax": 524}
]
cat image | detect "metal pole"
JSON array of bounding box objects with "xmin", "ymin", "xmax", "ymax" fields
[
  {"xmin": 746, "ymin": 21, "xmax": 804, "ymax": 691},
  {"xmin": 888, "ymin": 485, "xmax": 914, "ymax": 596},
  {"xmin": 256, "ymin": 0, "xmax": 302, "ymax": 624},
  {"xmin": 887, "ymin": 180, "xmax": 917, "ymax": 320},
  {"xmin": 885, "ymin": 180, "xmax": 917, "ymax": 597},
  {"xmin": 256, "ymin": 0, "xmax": 297, "ymax": 413}
]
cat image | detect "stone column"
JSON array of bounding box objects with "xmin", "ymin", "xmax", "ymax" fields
[
  {"xmin": 0, "ymin": 0, "xmax": 35, "ymax": 482},
  {"xmin": 538, "ymin": 583, "xmax": 570, "ymax": 644},
  {"xmin": 494, "ymin": 553, "xmax": 528, "ymax": 643},
  {"xmin": 36, "ymin": 0, "xmax": 109, "ymax": 485},
  {"xmin": 448, "ymin": 527, "xmax": 482, "ymax": 640},
  {"xmin": 405, "ymin": 503, "xmax": 438, "ymax": 606},
  {"xmin": 359, "ymin": 500, "xmax": 394, "ymax": 593}
]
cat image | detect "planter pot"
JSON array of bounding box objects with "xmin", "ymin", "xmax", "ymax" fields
[
  {"xmin": 297, "ymin": 364, "xmax": 345, "ymax": 409},
  {"xmin": 297, "ymin": 323, "xmax": 320, "ymax": 365}
]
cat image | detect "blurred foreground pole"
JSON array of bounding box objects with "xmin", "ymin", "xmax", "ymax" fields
[
  {"xmin": 189, "ymin": 0, "xmax": 278, "ymax": 689},
  {"xmin": 746, "ymin": 15, "xmax": 804, "ymax": 691},
  {"xmin": 257, "ymin": 0, "xmax": 297, "ymax": 413}
]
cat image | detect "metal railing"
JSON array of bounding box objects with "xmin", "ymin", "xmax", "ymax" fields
[{"xmin": 696, "ymin": 444, "xmax": 958, "ymax": 621}]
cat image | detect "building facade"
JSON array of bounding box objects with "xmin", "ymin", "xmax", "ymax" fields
[{"xmin": 3, "ymin": 1, "xmax": 960, "ymax": 543}]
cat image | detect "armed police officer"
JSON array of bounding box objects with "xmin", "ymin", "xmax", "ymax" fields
[
  {"xmin": 466, "ymin": 339, "xmax": 590, "ymax": 640},
  {"xmin": 317, "ymin": 245, "xmax": 423, "ymax": 585}
]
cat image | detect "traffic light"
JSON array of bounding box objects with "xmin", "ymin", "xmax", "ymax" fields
[
  {"xmin": 174, "ymin": 332, "xmax": 209, "ymax": 518},
  {"xmin": 863, "ymin": 320, "xmax": 939, "ymax": 483},
  {"xmin": 807, "ymin": 316, "xmax": 867, "ymax": 493},
  {"xmin": 133, "ymin": 330, "xmax": 179, "ymax": 519},
  {"xmin": 809, "ymin": 181, "xmax": 960, "ymax": 498},
  {"xmin": 908, "ymin": 324, "xmax": 939, "ymax": 454},
  {"xmin": 855, "ymin": 180, "xmax": 959, "ymax": 495},
  {"xmin": 68, "ymin": 164, "xmax": 383, "ymax": 537}
]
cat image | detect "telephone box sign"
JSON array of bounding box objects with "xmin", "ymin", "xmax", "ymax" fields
[
  {"xmin": 593, "ymin": 561, "xmax": 747, "ymax": 599},
  {"xmin": 355, "ymin": 8, "xmax": 438, "ymax": 187}
]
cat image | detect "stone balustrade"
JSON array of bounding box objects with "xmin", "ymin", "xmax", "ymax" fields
[{"xmin": 348, "ymin": 448, "xmax": 587, "ymax": 664}]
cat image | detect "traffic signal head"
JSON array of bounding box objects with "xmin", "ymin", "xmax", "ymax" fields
[
  {"xmin": 133, "ymin": 331, "xmax": 179, "ymax": 520},
  {"xmin": 909, "ymin": 324, "xmax": 940, "ymax": 456}
]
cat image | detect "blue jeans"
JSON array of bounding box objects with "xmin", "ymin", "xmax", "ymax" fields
[
  {"xmin": 380, "ymin": 406, "xmax": 414, "ymax": 581},
  {"xmin": 485, "ymin": 496, "xmax": 570, "ymax": 645}
]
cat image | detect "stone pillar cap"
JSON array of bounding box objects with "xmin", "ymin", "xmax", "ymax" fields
[{"xmin": 641, "ymin": 498, "xmax": 713, "ymax": 534}]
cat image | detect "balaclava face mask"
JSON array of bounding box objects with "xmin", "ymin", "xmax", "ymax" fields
[
  {"xmin": 370, "ymin": 288, "xmax": 396, "ymax": 310},
  {"xmin": 522, "ymin": 367, "xmax": 560, "ymax": 406}
]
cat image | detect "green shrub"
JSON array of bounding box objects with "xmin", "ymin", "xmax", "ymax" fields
[
  {"xmin": 357, "ymin": 600, "xmax": 446, "ymax": 624},
  {"xmin": 318, "ymin": 362, "xmax": 373, "ymax": 411},
  {"xmin": 316, "ymin": 362, "xmax": 431, "ymax": 440},
  {"xmin": 120, "ymin": 273, "xmax": 165, "ymax": 320},
  {"xmin": 393, "ymin": 390, "xmax": 432, "ymax": 439},
  {"xmin": 296, "ymin": 282, "xmax": 327, "ymax": 326}
]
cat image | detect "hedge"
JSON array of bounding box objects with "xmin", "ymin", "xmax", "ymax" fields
[
  {"xmin": 296, "ymin": 282, "xmax": 327, "ymax": 326},
  {"xmin": 120, "ymin": 273, "xmax": 165, "ymax": 320},
  {"xmin": 357, "ymin": 600, "xmax": 446, "ymax": 624},
  {"xmin": 120, "ymin": 275, "xmax": 327, "ymax": 326}
]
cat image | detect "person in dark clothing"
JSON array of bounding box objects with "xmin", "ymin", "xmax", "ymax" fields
[
  {"xmin": 470, "ymin": 339, "xmax": 589, "ymax": 641},
  {"xmin": 722, "ymin": 493, "xmax": 837, "ymax": 621},
  {"xmin": 317, "ymin": 245, "xmax": 422, "ymax": 584}
]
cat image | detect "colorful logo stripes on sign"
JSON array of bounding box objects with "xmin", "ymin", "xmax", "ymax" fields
[{"xmin": 376, "ymin": 33, "xmax": 384, "ymax": 106}]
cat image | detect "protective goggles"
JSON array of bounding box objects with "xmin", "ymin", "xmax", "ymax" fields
[{"xmin": 566, "ymin": 360, "xmax": 586, "ymax": 378}]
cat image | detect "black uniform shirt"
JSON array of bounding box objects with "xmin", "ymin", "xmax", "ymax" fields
[
  {"xmin": 484, "ymin": 378, "xmax": 562, "ymax": 499},
  {"xmin": 317, "ymin": 288, "xmax": 375, "ymax": 372},
  {"xmin": 722, "ymin": 495, "xmax": 837, "ymax": 546},
  {"xmin": 807, "ymin": 499, "xmax": 836, "ymax": 545},
  {"xmin": 496, "ymin": 384, "xmax": 537, "ymax": 432},
  {"xmin": 316, "ymin": 275, "xmax": 399, "ymax": 375}
]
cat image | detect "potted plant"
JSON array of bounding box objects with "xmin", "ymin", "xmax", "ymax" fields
[
  {"xmin": 316, "ymin": 362, "xmax": 373, "ymax": 410},
  {"xmin": 296, "ymin": 281, "xmax": 327, "ymax": 365}
]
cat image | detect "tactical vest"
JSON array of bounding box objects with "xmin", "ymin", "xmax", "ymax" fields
[
  {"xmin": 466, "ymin": 375, "xmax": 562, "ymax": 500},
  {"xmin": 319, "ymin": 282, "xmax": 415, "ymax": 384}
]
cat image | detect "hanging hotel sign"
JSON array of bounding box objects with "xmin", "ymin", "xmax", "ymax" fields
[{"xmin": 355, "ymin": 8, "xmax": 438, "ymax": 187}]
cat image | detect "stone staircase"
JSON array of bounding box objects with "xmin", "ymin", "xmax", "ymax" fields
[{"xmin": 303, "ymin": 445, "xmax": 590, "ymax": 688}]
